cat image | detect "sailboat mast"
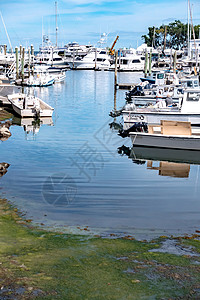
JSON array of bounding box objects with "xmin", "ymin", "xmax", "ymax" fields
[
  {"xmin": 0, "ymin": 12, "xmax": 12, "ymax": 53},
  {"xmin": 187, "ymin": 0, "xmax": 190, "ymax": 58},
  {"xmin": 55, "ymin": 1, "xmax": 58, "ymax": 47}
]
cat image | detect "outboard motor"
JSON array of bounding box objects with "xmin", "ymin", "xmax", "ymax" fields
[
  {"xmin": 125, "ymin": 85, "xmax": 145, "ymax": 101},
  {"xmin": 118, "ymin": 122, "xmax": 148, "ymax": 138}
]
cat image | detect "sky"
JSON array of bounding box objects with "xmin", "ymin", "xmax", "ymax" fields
[{"xmin": 0, "ymin": 0, "xmax": 200, "ymax": 50}]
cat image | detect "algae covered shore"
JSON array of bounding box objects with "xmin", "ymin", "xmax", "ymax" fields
[{"xmin": 1, "ymin": 199, "xmax": 200, "ymax": 299}]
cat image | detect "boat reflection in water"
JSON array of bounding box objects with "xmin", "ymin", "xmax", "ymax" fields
[
  {"xmin": 146, "ymin": 161, "xmax": 190, "ymax": 178},
  {"xmin": 118, "ymin": 145, "xmax": 200, "ymax": 178},
  {"xmin": 12, "ymin": 117, "xmax": 53, "ymax": 139}
]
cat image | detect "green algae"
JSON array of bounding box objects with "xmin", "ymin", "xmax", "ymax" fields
[
  {"xmin": 1, "ymin": 199, "xmax": 200, "ymax": 299},
  {"xmin": 0, "ymin": 109, "xmax": 12, "ymax": 121}
]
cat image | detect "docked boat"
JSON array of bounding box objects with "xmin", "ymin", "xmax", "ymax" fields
[
  {"xmin": 130, "ymin": 120, "xmax": 200, "ymax": 151},
  {"xmin": 68, "ymin": 49, "xmax": 111, "ymax": 70},
  {"xmin": 123, "ymin": 89, "xmax": 200, "ymax": 128},
  {"xmin": 7, "ymin": 93, "xmax": 54, "ymax": 118},
  {"xmin": 25, "ymin": 73, "xmax": 55, "ymax": 87},
  {"xmin": 53, "ymin": 71, "xmax": 66, "ymax": 83},
  {"xmin": 110, "ymin": 51, "xmax": 145, "ymax": 72}
]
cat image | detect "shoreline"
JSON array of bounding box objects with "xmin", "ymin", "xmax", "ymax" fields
[{"xmin": 1, "ymin": 198, "xmax": 200, "ymax": 299}]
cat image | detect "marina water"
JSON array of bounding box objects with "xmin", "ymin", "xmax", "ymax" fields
[{"xmin": 1, "ymin": 70, "xmax": 200, "ymax": 239}]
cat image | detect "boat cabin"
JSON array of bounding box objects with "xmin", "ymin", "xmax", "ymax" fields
[
  {"xmin": 180, "ymin": 77, "xmax": 199, "ymax": 89},
  {"xmin": 181, "ymin": 90, "xmax": 200, "ymax": 113}
]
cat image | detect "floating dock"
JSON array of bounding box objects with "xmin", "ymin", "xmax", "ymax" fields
[{"xmin": 117, "ymin": 83, "xmax": 136, "ymax": 90}]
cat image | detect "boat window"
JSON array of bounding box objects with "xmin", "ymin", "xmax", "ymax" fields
[
  {"xmin": 187, "ymin": 93, "xmax": 199, "ymax": 101},
  {"xmin": 186, "ymin": 81, "xmax": 193, "ymax": 87},
  {"xmin": 121, "ymin": 60, "xmax": 128, "ymax": 65},
  {"xmin": 157, "ymin": 73, "xmax": 164, "ymax": 79},
  {"xmin": 53, "ymin": 58, "xmax": 62, "ymax": 61},
  {"xmin": 97, "ymin": 58, "xmax": 106, "ymax": 62},
  {"xmin": 132, "ymin": 59, "xmax": 141, "ymax": 63},
  {"xmin": 194, "ymin": 80, "xmax": 199, "ymax": 87},
  {"xmin": 99, "ymin": 51, "xmax": 106, "ymax": 54}
]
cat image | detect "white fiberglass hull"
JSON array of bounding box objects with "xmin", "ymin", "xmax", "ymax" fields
[
  {"xmin": 130, "ymin": 132, "xmax": 200, "ymax": 151},
  {"xmin": 123, "ymin": 110, "xmax": 200, "ymax": 127},
  {"xmin": 11, "ymin": 104, "xmax": 54, "ymax": 118},
  {"xmin": 68, "ymin": 61, "xmax": 110, "ymax": 70},
  {"xmin": 8, "ymin": 94, "xmax": 54, "ymax": 118}
]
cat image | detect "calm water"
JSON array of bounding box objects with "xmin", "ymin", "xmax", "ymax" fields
[{"xmin": 1, "ymin": 70, "xmax": 200, "ymax": 240}]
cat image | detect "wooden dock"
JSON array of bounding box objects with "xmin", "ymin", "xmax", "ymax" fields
[{"xmin": 117, "ymin": 83, "xmax": 136, "ymax": 90}]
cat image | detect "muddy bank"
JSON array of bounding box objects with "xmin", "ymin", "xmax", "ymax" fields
[{"xmin": 0, "ymin": 199, "xmax": 200, "ymax": 299}]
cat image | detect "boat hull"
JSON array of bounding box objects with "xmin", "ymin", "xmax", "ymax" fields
[
  {"xmin": 130, "ymin": 132, "xmax": 200, "ymax": 151},
  {"xmin": 11, "ymin": 103, "xmax": 54, "ymax": 118},
  {"xmin": 130, "ymin": 146, "xmax": 200, "ymax": 165},
  {"xmin": 123, "ymin": 110, "xmax": 200, "ymax": 128}
]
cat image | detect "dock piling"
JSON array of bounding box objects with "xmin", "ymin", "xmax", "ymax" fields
[
  {"xmin": 15, "ymin": 47, "xmax": 19, "ymax": 80},
  {"xmin": 114, "ymin": 51, "xmax": 118, "ymax": 89},
  {"xmin": 173, "ymin": 51, "xmax": 177, "ymax": 73},
  {"xmin": 28, "ymin": 47, "xmax": 31, "ymax": 77},
  {"xmin": 3, "ymin": 44, "xmax": 7, "ymax": 56},
  {"xmin": 94, "ymin": 48, "xmax": 97, "ymax": 70},
  {"xmin": 73, "ymin": 49, "xmax": 75, "ymax": 69},
  {"xmin": 31, "ymin": 45, "xmax": 34, "ymax": 75},
  {"xmin": 149, "ymin": 49, "xmax": 152, "ymax": 76},
  {"xmin": 21, "ymin": 47, "xmax": 25, "ymax": 83},
  {"xmin": 144, "ymin": 50, "xmax": 148, "ymax": 78},
  {"xmin": 118, "ymin": 49, "xmax": 121, "ymax": 71}
]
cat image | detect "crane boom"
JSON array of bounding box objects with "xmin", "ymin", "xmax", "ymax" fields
[{"xmin": 109, "ymin": 35, "xmax": 119, "ymax": 55}]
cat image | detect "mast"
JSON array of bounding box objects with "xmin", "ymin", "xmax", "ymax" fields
[
  {"xmin": 55, "ymin": 1, "xmax": 58, "ymax": 47},
  {"xmin": 0, "ymin": 12, "xmax": 12, "ymax": 53},
  {"xmin": 187, "ymin": 0, "xmax": 190, "ymax": 58},
  {"xmin": 42, "ymin": 16, "xmax": 43, "ymax": 48}
]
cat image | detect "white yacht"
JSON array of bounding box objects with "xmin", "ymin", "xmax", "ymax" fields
[
  {"xmin": 35, "ymin": 47, "xmax": 66, "ymax": 67},
  {"xmin": 68, "ymin": 49, "xmax": 111, "ymax": 70},
  {"xmin": 109, "ymin": 48, "xmax": 145, "ymax": 71}
]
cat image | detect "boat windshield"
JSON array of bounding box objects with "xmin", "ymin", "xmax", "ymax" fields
[
  {"xmin": 186, "ymin": 92, "xmax": 199, "ymax": 101},
  {"xmin": 157, "ymin": 73, "xmax": 164, "ymax": 79}
]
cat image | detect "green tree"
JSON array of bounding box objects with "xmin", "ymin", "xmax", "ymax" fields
[{"xmin": 142, "ymin": 20, "xmax": 200, "ymax": 49}]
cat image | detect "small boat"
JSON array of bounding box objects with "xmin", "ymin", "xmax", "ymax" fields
[
  {"xmin": 25, "ymin": 73, "xmax": 55, "ymax": 87},
  {"xmin": 130, "ymin": 120, "xmax": 200, "ymax": 151},
  {"xmin": 7, "ymin": 93, "xmax": 54, "ymax": 118}
]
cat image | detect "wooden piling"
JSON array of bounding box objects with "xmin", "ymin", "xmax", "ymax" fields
[
  {"xmin": 114, "ymin": 88, "xmax": 117, "ymax": 112},
  {"xmin": 114, "ymin": 51, "xmax": 118, "ymax": 89},
  {"xmin": 170, "ymin": 49, "xmax": 172, "ymax": 70},
  {"xmin": 15, "ymin": 47, "xmax": 19, "ymax": 80},
  {"xmin": 28, "ymin": 47, "xmax": 31, "ymax": 77},
  {"xmin": 21, "ymin": 47, "xmax": 25, "ymax": 83},
  {"xmin": 173, "ymin": 51, "xmax": 177, "ymax": 73},
  {"xmin": 3, "ymin": 44, "xmax": 7, "ymax": 55},
  {"xmin": 94, "ymin": 48, "xmax": 97, "ymax": 70},
  {"xmin": 31, "ymin": 45, "xmax": 34, "ymax": 75},
  {"xmin": 73, "ymin": 49, "xmax": 75, "ymax": 69},
  {"xmin": 144, "ymin": 50, "xmax": 148, "ymax": 78},
  {"xmin": 19, "ymin": 45, "xmax": 22, "ymax": 57},
  {"xmin": 118, "ymin": 49, "xmax": 121, "ymax": 70},
  {"xmin": 149, "ymin": 49, "xmax": 152, "ymax": 76}
]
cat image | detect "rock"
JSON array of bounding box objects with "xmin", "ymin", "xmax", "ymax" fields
[
  {"xmin": 0, "ymin": 126, "xmax": 11, "ymax": 138},
  {"xmin": 0, "ymin": 162, "xmax": 10, "ymax": 177}
]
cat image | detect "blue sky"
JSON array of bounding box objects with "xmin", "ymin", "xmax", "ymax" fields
[{"xmin": 0, "ymin": 0, "xmax": 200, "ymax": 50}]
